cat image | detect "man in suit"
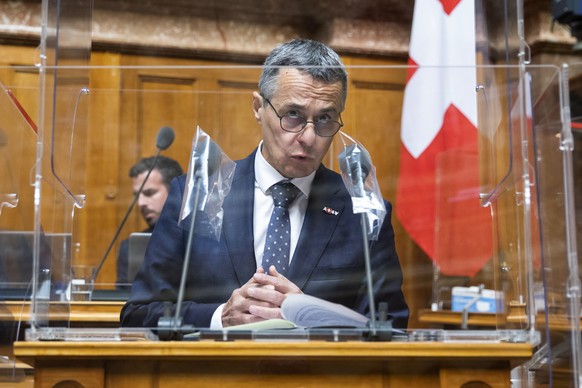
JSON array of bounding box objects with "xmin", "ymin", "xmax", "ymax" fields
[
  {"xmin": 116, "ymin": 155, "xmax": 183, "ymax": 287},
  {"xmin": 121, "ymin": 38, "xmax": 409, "ymax": 329}
]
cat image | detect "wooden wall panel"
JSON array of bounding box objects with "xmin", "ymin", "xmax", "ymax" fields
[
  {"xmin": 214, "ymin": 79, "xmax": 263, "ymax": 160},
  {"xmin": 95, "ymin": 66, "xmax": 201, "ymax": 282},
  {"xmin": 125, "ymin": 73, "xmax": 197, "ymax": 187},
  {"xmin": 80, "ymin": 53, "xmax": 123, "ymax": 283}
]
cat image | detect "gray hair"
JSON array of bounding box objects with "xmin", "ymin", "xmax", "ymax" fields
[{"xmin": 258, "ymin": 39, "xmax": 348, "ymax": 110}]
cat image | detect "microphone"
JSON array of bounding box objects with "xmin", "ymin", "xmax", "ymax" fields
[
  {"xmin": 192, "ymin": 138, "xmax": 222, "ymax": 179},
  {"xmin": 92, "ymin": 126, "xmax": 175, "ymax": 283},
  {"xmin": 338, "ymin": 143, "xmax": 393, "ymax": 340},
  {"xmin": 338, "ymin": 144, "xmax": 372, "ymax": 197},
  {"xmin": 158, "ymin": 138, "xmax": 222, "ymax": 340},
  {"xmin": 156, "ymin": 126, "xmax": 175, "ymax": 151}
]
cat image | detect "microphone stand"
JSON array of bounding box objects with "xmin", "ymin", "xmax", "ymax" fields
[
  {"xmin": 361, "ymin": 212, "xmax": 393, "ymax": 341},
  {"xmin": 361, "ymin": 212, "xmax": 377, "ymax": 336},
  {"xmin": 157, "ymin": 172, "xmax": 202, "ymax": 340},
  {"xmin": 348, "ymin": 158, "xmax": 393, "ymax": 341}
]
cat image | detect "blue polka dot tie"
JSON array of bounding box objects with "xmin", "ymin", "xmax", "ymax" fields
[{"xmin": 262, "ymin": 180, "xmax": 300, "ymax": 275}]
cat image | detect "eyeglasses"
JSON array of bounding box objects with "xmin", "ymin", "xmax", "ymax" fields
[{"xmin": 263, "ymin": 96, "xmax": 343, "ymax": 137}]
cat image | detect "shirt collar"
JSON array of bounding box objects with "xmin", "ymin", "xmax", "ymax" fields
[{"xmin": 255, "ymin": 141, "xmax": 315, "ymax": 198}]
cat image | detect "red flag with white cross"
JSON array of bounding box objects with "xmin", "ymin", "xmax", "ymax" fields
[{"xmin": 396, "ymin": 0, "xmax": 492, "ymax": 277}]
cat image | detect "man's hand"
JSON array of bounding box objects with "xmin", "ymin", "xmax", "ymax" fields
[
  {"xmin": 247, "ymin": 265, "xmax": 303, "ymax": 320},
  {"xmin": 221, "ymin": 267, "xmax": 273, "ymax": 327},
  {"xmin": 221, "ymin": 266, "xmax": 302, "ymax": 326}
]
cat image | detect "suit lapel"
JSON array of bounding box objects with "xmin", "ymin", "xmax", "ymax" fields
[
  {"xmin": 288, "ymin": 166, "xmax": 345, "ymax": 289},
  {"xmin": 223, "ymin": 152, "xmax": 257, "ymax": 285}
]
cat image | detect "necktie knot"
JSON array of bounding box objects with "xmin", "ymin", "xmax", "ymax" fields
[{"xmin": 270, "ymin": 181, "xmax": 300, "ymax": 209}]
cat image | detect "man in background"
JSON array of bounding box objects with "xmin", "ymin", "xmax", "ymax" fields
[{"xmin": 116, "ymin": 155, "xmax": 183, "ymax": 286}]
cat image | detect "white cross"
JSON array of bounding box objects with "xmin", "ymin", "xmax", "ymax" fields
[{"xmin": 401, "ymin": 0, "xmax": 477, "ymax": 159}]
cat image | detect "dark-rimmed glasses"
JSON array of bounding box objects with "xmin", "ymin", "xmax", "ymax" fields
[{"xmin": 262, "ymin": 96, "xmax": 343, "ymax": 137}]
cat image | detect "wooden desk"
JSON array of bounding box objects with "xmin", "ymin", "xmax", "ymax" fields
[
  {"xmin": 419, "ymin": 307, "xmax": 582, "ymax": 332},
  {"xmin": 0, "ymin": 359, "xmax": 34, "ymax": 387},
  {"xmin": 0, "ymin": 301, "xmax": 123, "ymax": 326},
  {"xmin": 14, "ymin": 339, "xmax": 534, "ymax": 388},
  {"xmin": 418, "ymin": 309, "xmax": 500, "ymax": 327}
]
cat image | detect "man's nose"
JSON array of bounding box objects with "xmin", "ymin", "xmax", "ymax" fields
[
  {"xmin": 297, "ymin": 122, "xmax": 317, "ymax": 143},
  {"xmin": 137, "ymin": 193, "xmax": 147, "ymax": 207}
]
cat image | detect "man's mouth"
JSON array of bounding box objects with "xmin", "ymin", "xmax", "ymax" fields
[{"xmin": 291, "ymin": 154, "xmax": 309, "ymax": 161}]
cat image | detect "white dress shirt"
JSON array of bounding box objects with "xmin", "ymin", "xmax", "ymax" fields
[{"xmin": 210, "ymin": 142, "xmax": 315, "ymax": 328}]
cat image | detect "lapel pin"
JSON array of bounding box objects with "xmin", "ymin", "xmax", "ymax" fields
[{"xmin": 322, "ymin": 206, "xmax": 339, "ymax": 216}]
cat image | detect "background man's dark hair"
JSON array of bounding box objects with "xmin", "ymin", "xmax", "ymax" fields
[{"xmin": 129, "ymin": 156, "xmax": 183, "ymax": 190}]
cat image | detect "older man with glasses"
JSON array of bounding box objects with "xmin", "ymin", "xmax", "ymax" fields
[{"xmin": 121, "ymin": 38, "xmax": 409, "ymax": 331}]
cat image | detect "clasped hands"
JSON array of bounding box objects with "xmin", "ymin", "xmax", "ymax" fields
[{"xmin": 221, "ymin": 265, "xmax": 302, "ymax": 327}]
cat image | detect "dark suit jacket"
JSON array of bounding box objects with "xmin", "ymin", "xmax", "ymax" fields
[{"xmin": 120, "ymin": 150, "xmax": 409, "ymax": 329}]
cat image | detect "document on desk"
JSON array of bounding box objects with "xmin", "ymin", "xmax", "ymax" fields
[
  {"xmin": 224, "ymin": 294, "xmax": 368, "ymax": 331},
  {"xmin": 186, "ymin": 295, "xmax": 386, "ymax": 342},
  {"xmin": 282, "ymin": 294, "xmax": 369, "ymax": 328}
]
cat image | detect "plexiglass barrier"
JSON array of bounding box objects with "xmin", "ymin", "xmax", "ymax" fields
[
  {"xmin": 544, "ymin": 62, "xmax": 582, "ymax": 387},
  {"xmin": 0, "ymin": 77, "xmax": 38, "ymax": 383},
  {"xmin": 24, "ymin": 0, "xmax": 92, "ymax": 340},
  {"xmin": 1, "ymin": 62, "xmax": 580, "ymax": 385},
  {"xmin": 2, "ymin": 1, "xmax": 92, "ymax": 382}
]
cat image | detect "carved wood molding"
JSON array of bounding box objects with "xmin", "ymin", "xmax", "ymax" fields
[
  {"xmin": 0, "ymin": 0, "xmax": 412, "ymax": 60},
  {"xmin": 0, "ymin": 0, "xmax": 579, "ymax": 62}
]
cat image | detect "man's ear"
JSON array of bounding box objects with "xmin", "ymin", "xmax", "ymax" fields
[{"xmin": 252, "ymin": 91, "xmax": 262, "ymax": 122}]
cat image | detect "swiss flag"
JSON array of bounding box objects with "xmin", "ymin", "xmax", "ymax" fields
[{"xmin": 396, "ymin": 0, "xmax": 492, "ymax": 277}]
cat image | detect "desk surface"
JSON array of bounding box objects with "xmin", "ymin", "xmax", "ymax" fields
[{"xmin": 14, "ymin": 339, "xmax": 534, "ymax": 359}]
